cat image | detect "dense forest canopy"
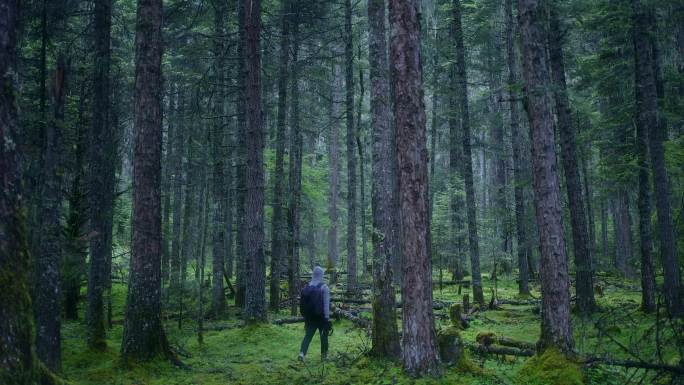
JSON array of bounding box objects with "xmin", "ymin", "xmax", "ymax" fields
[{"xmin": 0, "ymin": 0, "xmax": 683, "ymax": 383}]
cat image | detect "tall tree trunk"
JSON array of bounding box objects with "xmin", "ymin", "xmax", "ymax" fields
[
  {"xmin": 86, "ymin": 0, "xmax": 114, "ymax": 351},
  {"xmin": 210, "ymin": 0, "xmax": 227, "ymax": 317},
  {"xmin": 0, "ymin": 1, "xmax": 42, "ymax": 380},
  {"xmin": 345, "ymin": 0, "xmax": 358, "ymax": 294},
  {"xmin": 368, "ymin": 0, "xmax": 400, "ymax": 360},
  {"xmin": 243, "ymin": 0, "xmax": 266, "ymax": 322},
  {"xmin": 161, "ymin": 86, "xmax": 175, "ymax": 285},
  {"xmin": 613, "ymin": 192, "xmax": 633, "ymax": 276},
  {"xmin": 197, "ymin": 177, "xmax": 210, "ymax": 344},
  {"xmin": 35, "ymin": 55, "xmax": 66, "ymax": 373},
  {"xmin": 170, "ymin": 88, "xmax": 185, "ymax": 295},
  {"xmin": 328, "ymin": 47, "xmax": 342, "ymax": 284},
  {"xmin": 121, "ymin": 0, "xmax": 171, "ymax": 361},
  {"xmin": 632, "ymin": 0, "xmax": 682, "ymax": 317},
  {"xmin": 518, "ymin": 0, "xmax": 574, "ymax": 354},
  {"xmin": 270, "ymin": 0, "xmax": 289, "ymax": 311},
  {"xmin": 633, "ymin": 63, "xmax": 657, "ymax": 313},
  {"xmin": 63, "ymin": 83, "xmax": 88, "ymax": 320},
  {"xmin": 287, "ymin": 13, "xmax": 302, "ymax": 316},
  {"xmin": 234, "ymin": 0, "xmax": 247, "ymax": 308},
  {"xmin": 505, "ymin": 0, "xmax": 529, "ymax": 295},
  {"xmin": 548, "ymin": 9, "xmax": 595, "ymax": 314},
  {"xmin": 357, "ymin": 68, "xmax": 368, "ymax": 276},
  {"xmin": 453, "ymin": 0, "xmax": 484, "ymax": 305},
  {"xmin": 388, "ymin": 0, "xmax": 441, "ymax": 375}
]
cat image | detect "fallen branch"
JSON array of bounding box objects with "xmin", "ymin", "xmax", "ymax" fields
[
  {"xmin": 467, "ymin": 343, "xmax": 534, "ymax": 357},
  {"xmin": 273, "ymin": 317, "xmax": 305, "ymax": 325},
  {"xmin": 583, "ymin": 356, "xmax": 684, "ymax": 375}
]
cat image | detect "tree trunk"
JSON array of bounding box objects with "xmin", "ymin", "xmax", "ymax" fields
[
  {"xmin": 328, "ymin": 47, "xmax": 342, "ymax": 284},
  {"xmin": 633, "ymin": 63, "xmax": 657, "ymax": 313},
  {"xmin": 170, "ymin": 87, "xmax": 185, "ymax": 296},
  {"xmin": 121, "ymin": 0, "xmax": 171, "ymax": 361},
  {"xmin": 368, "ymin": 0, "xmax": 401, "ymax": 360},
  {"xmin": 161, "ymin": 86, "xmax": 175, "ymax": 286},
  {"xmin": 548, "ymin": 9, "xmax": 595, "ymax": 314},
  {"xmin": 86, "ymin": 0, "xmax": 114, "ymax": 351},
  {"xmin": 243, "ymin": 0, "xmax": 266, "ymax": 323},
  {"xmin": 287, "ymin": 13, "xmax": 302, "ymax": 316},
  {"xmin": 632, "ymin": 0, "xmax": 682, "ymax": 317},
  {"xmin": 270, "ymin": 0, "xmax": 290, "ymax": 311},
  {"xmin": 453, "ymin": 0, "xmax": 484, "ymax": 306},
  {"xmin": 388, "ymin": 0, "xmax": 441, "ymax": 375},
  {"xmin": 613, "ymin": 192, "xmax": 632, "ymax": 276},
  {"xmin": 235, "ymin": 0, "xmax": 247, "ymax": 308},
  {"xmin": 345, "ymin": 0, "xmax": 358, "ymax": 294},
  {"xmin": 357, "ymin": 67, "xmax": 368, "ymax": 276},
  {"xmin": 210, "ymin": 0, "xmax": 227, "ymax": 317},
  {"xmin": 506, "ymin": 0, "xmax": 529, "ymax": 295},
  {"xmin": 0, "ymin": 2, "xmax": 41, "ymax": 381},
  {"xmin": 518, "ymin": 0, "xmax": 574, "ymax": 354}
]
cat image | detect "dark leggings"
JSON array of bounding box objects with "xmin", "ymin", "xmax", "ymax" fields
[{"xmin": 299, "ymin": 318, "xmax": 328, "ymax": 357}]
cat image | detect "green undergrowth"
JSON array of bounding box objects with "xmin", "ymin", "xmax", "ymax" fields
[
  {"xmin": 516, "ymin": 348, "xmax": 584, "ymax": 385},
  {"xmin": 60, "ymin": 276, "xmax": 679, "ymax": 385}
]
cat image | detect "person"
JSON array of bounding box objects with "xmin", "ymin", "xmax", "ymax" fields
[{"xmin": 298, "ymin": 266, "xmax": 331, "ymax": 362}]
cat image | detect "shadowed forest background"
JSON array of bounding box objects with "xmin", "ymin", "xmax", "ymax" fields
[{"xmin": 1, "ymin": 0, "xmax": 684, "ymax": 384}]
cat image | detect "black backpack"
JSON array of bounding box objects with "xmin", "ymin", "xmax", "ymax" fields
[{"xmin": 300, "ymin": 283, "xmax": 324, "ymax": 318}]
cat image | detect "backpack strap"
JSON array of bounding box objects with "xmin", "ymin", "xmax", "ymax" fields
[{"xmin": 315, "ymin": 282, "xmax": 324, "ymax": 289}]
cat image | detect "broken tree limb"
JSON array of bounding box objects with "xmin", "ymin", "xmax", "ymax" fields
[
  {"xmin": 466, "ymin": 343, "xmax": 534, "ymax": 357},
  {"xmin": 583, "ymin": 356, "xmax": 684, "ymax": 375},
  {"xmin": 273, "ymin": 317, "xmax": 305, "ymax": 325}
]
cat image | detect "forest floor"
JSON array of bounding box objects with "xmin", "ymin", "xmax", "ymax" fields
[{"xmin": 62, "ymin": 274, "xmax": 682, "ymax": 385}]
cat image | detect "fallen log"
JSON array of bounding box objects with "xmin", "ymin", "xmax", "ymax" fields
[
  {"xmin": 273, "ymin": 317, "xmax": 305, "ymax": 325},
  {"xmin": 466, "ymin": 343, "xmax": 534, "ymax": 357}
]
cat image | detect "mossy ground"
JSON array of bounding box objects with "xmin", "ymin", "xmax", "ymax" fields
[{"xmin": 60, "ymin": 275, "xmax": 679, "ymax": 384}]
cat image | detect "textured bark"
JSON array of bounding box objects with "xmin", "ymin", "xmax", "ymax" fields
[
  {"xmin": 243, "ymin": 0, "xmax": 266, "ymax": 322},
  {"xmin": 345, "ymin": 0, "xmax": 358, "ymax": 293},
  {"xmin": 613, "ymin": 192, "xmax": 633, "ymax": 276},
  {"xmin": 518, "ymin": 0, "xmax": 573, "ymax": 354},
  {"xmin": 161, "ymin": 87, "xmax": 175, "ymax": 285},
  {"xmin": 210, "ymin": 0, "xmax": 227, "ymax": 317},
  {"xmin": 0, "ymin": 1, "xmax": 40, "ymax": 381},
  {"xmin": 121, "ymin": 0, "xmax": 170, "ymax": 361},
  {"xmin": 505, "ymin": 0, "xmax": 529, "ymax": 295},
  {"xmin": 633, "ymin": 64, "xmax": 657, "ymax": 313},
  {"xmin": 86, "ymin": 0, "xmax": 114, "ymax": 351},
  {"xmin": 632, "ymin": 0, "xmax": 682, "ymax": 317},
  {"xmin": 453, "ymin": 0, "xmax": 484, "ymax": 306},
  {"xmin": 35, "ymin": 56, "xmax": 66, "ymax": 373},
  {"xmin": 170, "ymin": 88, "xmax": 185, "ymax": 294},
  {"xmin": 287, "ymin": 14, "xmax": 302, "ymax": 316},
  {"xmin": 548, "ymin": 9, "xmax": 595, "ymax": 314},
  {"xmin": 328, "ymin": 49, "xmax": 342, "ymax": 284},
  {"xmin": 234, "ymin": 0, "xmax": 247, "ymax": 308},
  {"xmin": 357, "ymin": 67, "xmax": 368, "ymax": 276},
  {"xmin": 388, "ymin": 0, "xmax": 441, "ymax": 375},
  {"xmin": 368, "ymin": 0, "xmax": 400, "ymax": 360},
  {"xmin": 270, "ymin": 0, "xmax": 289, "ymax": 311}
]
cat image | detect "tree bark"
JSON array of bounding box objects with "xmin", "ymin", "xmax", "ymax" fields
[
  {"xmin": 518, "ymin": 0, "xmax": 574, "ymax": 354},
  {"xmin": 234, "ymin": 0, "xmax": 247, "ymax": 308},
  {"xmin": 121, "ymin": 0, "xmax": 171, "ymax": 361},
  {"xmin": 357, "ymin": 67, "xmax": 368, "ymax": 276},
  {"xmin": 0, "ymin": 1, "xmax": 41, "ymax": 381},
  {"xmin": 287, "ymin": 12, "xmax": 302, "ymax": 316},
  {"xmin": 548, "ymin": 9, "xmax": 595, "ymax": 314},
  {"xmin": 210, "ymin": 0, "xmax": 227, "ymax": 317},
  {"xmin": 170, "ymin": 87, "xmax": 185, "ymax": 296},
  {"xmin": 243, "ymin": 0, "xmax": 266, "ymax": 323},
  {"xmin": 86, "ymin": 0, "xmax": 114, "ymax": 351},
  {"xmin": 345, "ymin": 0, "xmax": 358, "ymax": 294},
  {"xmin": 388, "ymin": 0, "xmax": 441, "ymax": 375},
  {"xmin": 328, "ymin": 46, "xmax": 342, "ymax": 284},
  {"xmin": 505, "ymin": 0, "xmax": 529, "ymax": 295},
  {"xmin": 631, "ymin": 0, "xmax": 682, "ymax": 317},
  {"xmin": 270, "ymin": 0, "xmax": 290, "ymax": 311},
  {"xmin": 453, "ymin": 0, "xmax": 484, "ymax": 306},
  {"xmin": 35, "ymin": 55, "xmax": 66, "ymax": 373},
  {"xmin": 368, "ymin": 0, "xmax": 401, "ymax": 360}
]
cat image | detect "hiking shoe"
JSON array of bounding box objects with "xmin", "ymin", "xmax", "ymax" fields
[{"xmin": 298, "ymin": 352, "xmax": 305, "ymax": 363}]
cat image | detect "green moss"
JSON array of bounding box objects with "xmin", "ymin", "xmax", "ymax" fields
[{"xmin": 516, "ymin": 348, "xmax": 584, "ymax": 385}]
